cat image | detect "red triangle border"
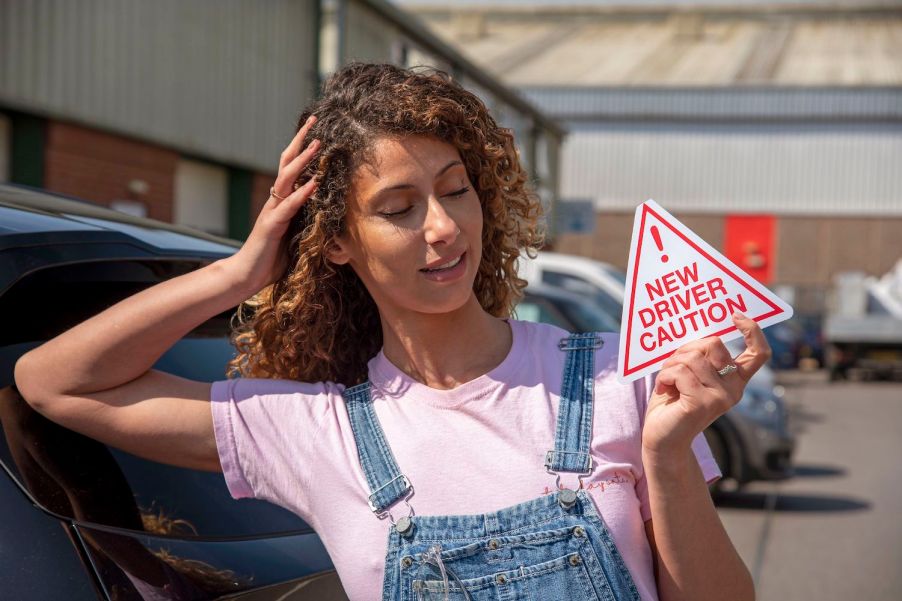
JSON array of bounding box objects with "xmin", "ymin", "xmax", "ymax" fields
[{"xmin": 623, "ymin": 204, "xmax": 786, "ymax": 377}]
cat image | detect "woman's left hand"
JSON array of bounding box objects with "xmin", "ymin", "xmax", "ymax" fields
[{"xmin": 641, "ymin": 313, "xmax": 773, "ymax": 456}]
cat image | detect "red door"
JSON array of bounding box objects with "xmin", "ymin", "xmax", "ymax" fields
[{"xmin": 724, "ymin": 215, "xmax": 775, "ymax": 285}]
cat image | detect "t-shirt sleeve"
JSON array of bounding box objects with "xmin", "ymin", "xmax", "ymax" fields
[
  {"xmin": 210, "ymin": 377, "xmax": 344, "ymax": 514},
  {"xmin": 632, "ymin": 373, "xmax": 723, "ymax": 523}
]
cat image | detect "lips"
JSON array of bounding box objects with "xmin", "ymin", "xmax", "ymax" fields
[{"xmin": 420, "ymin": 251, "xmax": 465, "ymax": 272}]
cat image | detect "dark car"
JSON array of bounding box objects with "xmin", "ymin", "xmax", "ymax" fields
[
  {"xmin": 0, "ymin": 184, "xmax": 348, "ymax": 599},
  {"xmin": 516, "ymin": 284, "xmax": 795, "ymax": 495}
]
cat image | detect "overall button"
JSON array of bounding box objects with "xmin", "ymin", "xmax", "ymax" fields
[
  {"xmin": 558, "ymin": 488, "xmax": 578, "ymax": 509},
  {"xmin": 569, "ymin": 554, "xmax": 582, "ymax": 566},
  {"xmin": 401, "ymin": 556, "xmax": 414, "ymax": 568},
  {"xmin": 495, "ymin": 574, "xmax": 508, "ymax": 585},
  {"xmin": 395, "ymin": 516, "xmax": 414, "ymax": 536},
  {"xmin": 573, "ymin": 526, "xmax": 586, "ymax": 538},
  {"xmin": 488, "ymin": 539, "xmax": 500, "ymax": 550}
]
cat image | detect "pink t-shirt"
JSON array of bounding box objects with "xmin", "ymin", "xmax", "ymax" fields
[{"xmin": 211, "ymin": 319, "xmax": 721, "ymax": 601}]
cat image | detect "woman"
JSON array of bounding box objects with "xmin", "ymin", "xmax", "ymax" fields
[{"xmin": 15, "ymin": 63, "xmax": 759, "ymax": 600}]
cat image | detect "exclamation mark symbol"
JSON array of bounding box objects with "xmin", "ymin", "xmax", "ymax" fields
[{"xmin": 650, "ymin": 225, "xmax": 668, "ymax": 263}]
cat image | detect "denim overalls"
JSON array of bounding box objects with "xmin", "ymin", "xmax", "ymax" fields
[{"xmin": 341, "ymin": 332, "xmax": 642, "ymax": 601}]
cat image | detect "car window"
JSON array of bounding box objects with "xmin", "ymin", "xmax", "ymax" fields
[
  {"xmin": 541, "ymin": 270, "xmax": 623, "ymax": 320},
  {"xmin": 553, "ymin": 295, "xmax": 620, "ymax": 333},
  {"xmin": 0, "ymin": 259, "xmax": 312, "ymax": 539},
  {"xmin": 599, "ymin": 265, "xmax": 627, "ymax": 287},
  {"xmin": 515, "ymin": 296, "xmax": 573, "ymax": 330}
]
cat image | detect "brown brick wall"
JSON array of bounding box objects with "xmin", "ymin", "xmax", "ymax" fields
[
  {"xmin": 44, "ymin": 121, "xmax": 179, "ymax": 222},
  {"xmin": 776, "ymin": 216, "xmax": 902, "ymax": 285},
  {"xmin": 554, "ymin": 211, "xmax": 725, "ymax": 270},
  {"xmin": 554, "ymin": 210, "xmax": 902, "ymax": 291}
]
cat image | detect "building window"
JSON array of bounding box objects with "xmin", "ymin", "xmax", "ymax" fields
[{"xmin": 173, "ymin": 159, "xmax": 228, "ymax": 236}]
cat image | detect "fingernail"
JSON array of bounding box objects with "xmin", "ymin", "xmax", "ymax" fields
[{"xmin": 732, "ymin": 312, "xmax": 747, "ymax": 320}]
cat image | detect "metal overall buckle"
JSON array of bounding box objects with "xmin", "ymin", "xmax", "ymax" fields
[
  {"xmin": 557, "ymin": 334, "xmax": 604, "ymax": 351},
  {"xmin": 368, "ymin": 474, "xmax": 416, "ymax": 536},
  {"xmin": 545, "ymin": 451, "xmax": 594, "ymax": 510}
]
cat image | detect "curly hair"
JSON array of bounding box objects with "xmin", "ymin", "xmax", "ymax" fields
[{"xmin": 227, "ymin": 63, "xmax": 545, "ymax": 385}]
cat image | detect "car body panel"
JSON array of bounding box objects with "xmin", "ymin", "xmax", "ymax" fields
[
  {"xmin": 0, "ymin": 184, "xmax": 240, "ymax": 253},
  {"xmin": 0, "ymin": 458, "xmax": 100, "ymax": 600},
  {"xmin": 75, "ymin": 522, "xmax": 336, "ymax": 598},
  {"xmin": 0, "ymin": 185, "xmax": 348, "ymax": 599}
]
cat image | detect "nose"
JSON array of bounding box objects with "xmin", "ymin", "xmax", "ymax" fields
[{"xmin": 423, "ymin": 196, "xmax": 460, "ymax": 246}]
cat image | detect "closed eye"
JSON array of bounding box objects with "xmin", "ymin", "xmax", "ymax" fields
[
  {"xmin": 379, "ymin": 187, "xmax": 470, "ymax": 218},
  {"xmin": 379, "ymin": 206, "xmax": 412, "ymax": 217},
  {"xmin": 445, "ymin": 187, "xmax": 470, "ymax": 197}
]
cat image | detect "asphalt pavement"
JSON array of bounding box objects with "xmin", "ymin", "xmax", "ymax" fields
[{"xmin": 715, "ymin": 372, "xmax": 902, "ymax": 601}]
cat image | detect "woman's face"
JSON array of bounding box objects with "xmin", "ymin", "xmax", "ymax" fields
[{"xmin": 328, "ymin": 135, "xmax": 483, "ymax": 319}]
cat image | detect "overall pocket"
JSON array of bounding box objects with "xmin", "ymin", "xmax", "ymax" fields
[{"xmin": 401, "ymin": 524, "xmax": 622, "ymax": 601}]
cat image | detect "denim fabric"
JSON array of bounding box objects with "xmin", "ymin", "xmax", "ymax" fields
[{"xmin": 342, "ymin": 333, "xmax": 642, "ymax": 601}]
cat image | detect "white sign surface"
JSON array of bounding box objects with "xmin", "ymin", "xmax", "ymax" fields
[{"xmin": 618, "ymin": 200, "xmax": 793, "ymax": 383}]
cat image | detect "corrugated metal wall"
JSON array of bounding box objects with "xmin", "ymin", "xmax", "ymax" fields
[
  {"xmin": 344, "ymin": 0, "xmax": 401, "ymax": 63},
  {"xmin": 561, "ymin": 122, "xmax": 902, "ymax": 215},
  {"xmin": 0, "ymin": 0, "xmax": 319, "ymax": 172}
]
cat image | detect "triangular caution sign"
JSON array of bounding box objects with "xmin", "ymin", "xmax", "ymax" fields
[{"xmin": 618, "ymin": 200, "xmax": 793, "ymax": 383}]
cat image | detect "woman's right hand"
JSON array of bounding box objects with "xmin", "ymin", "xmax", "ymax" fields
[{"xmin": 224, "ymin": 115, "xmax": 321, "ymax": 294}]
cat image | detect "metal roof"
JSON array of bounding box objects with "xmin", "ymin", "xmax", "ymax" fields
[
  {"xmin": 407, "ymin": 5, "xmax": 902, "ymax": 87},
  {"xmin": 362, "ymin": 0, "xmax": 565, "ymax": 135},
  {"xmin": 399, "ymin": 1, "xmax": 901, "ymax": 7}
]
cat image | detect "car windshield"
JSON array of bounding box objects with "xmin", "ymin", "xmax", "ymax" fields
[
  {"xmin": 542, "ymin": 271, "xmax": 623, "ymax": 323},
  {"xmin": 553, "ymin": 295, "xmax": 621, "ymax": 332}
]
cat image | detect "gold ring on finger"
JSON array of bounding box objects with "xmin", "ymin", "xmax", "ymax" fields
[{"xmin": 270, "ymin": 186, "xmax": 287, "ymax": 201}]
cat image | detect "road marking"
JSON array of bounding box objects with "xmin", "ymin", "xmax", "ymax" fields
[{"xmin": 751, "ymin": 481, "xmax": 779, "ymax": 588}]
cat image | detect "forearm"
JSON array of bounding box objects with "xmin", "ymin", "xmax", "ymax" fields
[
  {"xmin": 642, "ymin": 446, "xmax": 755, "ymax": 601},
  {"xmin": 16, "ymin": 256, "xmax": 253, "ymax": 399}
]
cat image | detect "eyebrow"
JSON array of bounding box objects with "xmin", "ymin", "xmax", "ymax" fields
[{"xmin": 369, "ymin": 160, "xmax": 464, "ymax": 202}]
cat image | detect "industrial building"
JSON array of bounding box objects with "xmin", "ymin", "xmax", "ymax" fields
[
  {"xmin": 404, "ymin": 0, "xmax": 902, "ymax": 313},
  {"xmin": 0, "ymin": 0, "xmax": 562, "ymax": 241}
]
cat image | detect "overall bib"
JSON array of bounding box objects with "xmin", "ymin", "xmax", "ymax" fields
[{"xmin": 341, "ymin": 333, "xmax": 642, "ymax": 601}]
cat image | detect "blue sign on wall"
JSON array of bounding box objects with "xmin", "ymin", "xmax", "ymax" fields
[{"xmin": 555, "ymin": 199, "xmax": 596, "ymax": 234}]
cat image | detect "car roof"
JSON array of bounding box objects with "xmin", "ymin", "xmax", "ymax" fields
[
  {"xmin": 524, "ymin": 282, "xmax": 593, "ymax": 303},
  {"xmin": 0, "ymin": 183, "xmax": 241, "ymax": 255},
  {"xmin": 523, "ymin": 251, "xmax": 621, "ymax": 274}
]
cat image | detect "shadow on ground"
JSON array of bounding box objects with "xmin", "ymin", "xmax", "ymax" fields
[
  {"xmin": 714, "ymin": 490, "xmax": 870, "ymax": 512},
  {"xmin": 790, "ymin": 464, "xmax": 845, "ymax": 478}
]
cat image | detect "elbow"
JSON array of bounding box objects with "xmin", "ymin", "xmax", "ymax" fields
[
  {"xmin": 743, "ymin": 575, "xmax": 755, "ymax": 601},
  {"xmin": 737, "ymin": 566, "xmax": 756, "ymax": 601},
  {"xmin": 14, "ymin": 352, "xmax": 48, "ymax": 411}
]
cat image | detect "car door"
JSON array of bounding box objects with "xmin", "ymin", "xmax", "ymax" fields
[{"xmin": 0, "ymin": 255, "xmax": 348, "ymax": 600}]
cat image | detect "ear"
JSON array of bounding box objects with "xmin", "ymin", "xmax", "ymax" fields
[{"xmin": 325, "ymin": 235, "xmax": 352, "ymax": 265}]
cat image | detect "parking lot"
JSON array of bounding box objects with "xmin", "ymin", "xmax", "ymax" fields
[{"xmin": 716, "ymin": 374, "xmax": 902, "ymax": 601}]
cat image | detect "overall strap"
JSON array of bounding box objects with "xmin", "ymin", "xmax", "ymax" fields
[
  {"xmin": 342, "ymin": 382, "xmax": 413, "ymax": 516},
  {"xmin": 545, "ymin": 332, "xmax": 604, "ymax": 474}
]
